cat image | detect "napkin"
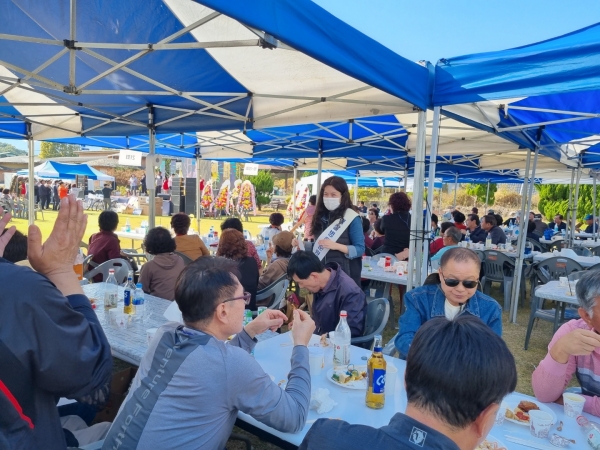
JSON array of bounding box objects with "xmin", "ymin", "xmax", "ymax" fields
[
  {"xmin": 164, "ymin": 301, "xmax": 184, "ymax": 323},
  {"xmin": 559, "ymin": 249, "xmax": 578, "ymax": 259},
  {"xmin": 310, "ymin": 388, "xmax": 337, "ymax": 414}
]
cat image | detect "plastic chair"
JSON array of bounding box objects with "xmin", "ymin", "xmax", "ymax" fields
[
  {"xmin": 472, "ymin": 250, "xmax": 485, "ymax": 262},
  {"xmin": 382, "ymin": 332, "xmax": 398, "ymax": 357},
  {"xmin": 82, "ymin": 254, "xmax": 94, "ymax": 276},
  {"xmin": 174, "ymin": 251, "xmax": 194, "ymax": 266},
  {"xmin": 481, "ymin": 250, "xmax": 525, "ymax": 311},
  {"xmin": 256, "ymin": 275, "xmax": 289, "ymax": 310},
  {"xmin": 526, "ymin": 238, "xmax": 546, "ymax": 253},
  {"xmin": 547, "ymin": 240, "xmax": 565, "ymax": 253},
  {"xmin": 571, "ymin": 246, "xmax": 593, "ymax": 257},
  {"xmin": 587, "ymin": 262, "xmax": 600, "ymax": 272},
  {"xmin": 591, "ymin": 246, "xmax": 600, "ymax": 257},
  {"xmin": 351, "ymin": 297, "xmax": 390, "ymax": 349},
  {"xmin": 84, "ymin": 258, "xmax": 132, "ymax": 284},
  {"xmin": 524, "ymin": 257, "xmax": 584, "ymax": 349}
]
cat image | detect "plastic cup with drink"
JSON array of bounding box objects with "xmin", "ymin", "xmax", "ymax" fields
[
  {"xmin": 529, "ymin": 410, "xmax": 553, "ymax": 438},
  {"xmin": 563, "ymin": 393, "xmax": 585, "ymax": 418},
  {"xmin": 308, "ymin": 347, "xmax": 324, "ymax": 376}
]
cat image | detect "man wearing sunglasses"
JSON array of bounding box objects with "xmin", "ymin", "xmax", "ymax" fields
[
  {"xmin": 104, "ymin": 257, "xmax": 316, "ymax": 450},
  {"xmin": 395, "ymin": 247, "xmax": 502, "ymax": 359}
]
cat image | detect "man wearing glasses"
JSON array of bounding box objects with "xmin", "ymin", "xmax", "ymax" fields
[
  {"xmin": 103, "ymin": 257, "xmax": 316, "ymax": 450},
  {"xmin": 395, "ymin": 247, "xmax": 502, "ymax": 359}
]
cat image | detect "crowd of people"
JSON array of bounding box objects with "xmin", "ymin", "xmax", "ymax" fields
[{"xmin": 4, "ymin": 177, "xmax": 600, "ymax": 450}]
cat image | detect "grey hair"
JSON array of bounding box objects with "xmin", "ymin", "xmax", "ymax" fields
[
  {"xmin": 575, "ymin": 270, "xmax": 600, "ymax": 317},
  {"xmin": 440, "ymin": 247, "xmax": 481, "ymax": 270},
  {"xmin": 444, "ymin": 226, "xmax": 463, "ymax": 245}
]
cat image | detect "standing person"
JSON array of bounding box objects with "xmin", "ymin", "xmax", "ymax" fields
[
  {"xmin": 58, "ymin": 182, "xmax": 68, "ymax": 201},
  {"xmin": 52, "ymin": 181, "xmax": 60, "ymax": 210},
  {"xmin": 19, "ymin": 180, "xmax": 26, "ymax": 197},
  {"xmin": 0, "ymin": 197, "xmax": 113, "ymax": 450},
  {"xmin": 33, "ymin": 180, "xmax": 40, "ymax": 206},
  {"xmin": 379, "ymin": 192, "xmax": 411, "ymax": 255},
  {"xmin": 155, "ymin": 171, "xmax": 162, "ymax": 194},
  {"xmin": 38, "ymin": 181, "xmax": 49, "ymax": 210},
  {"xmin": 216, "ymin": 229, "xmax": 259, "ymax": 311},
  {"xmin": 290, "ymin": 195, "xmax": 317, "ymax": 241},
  {"xmin": 163, "ymin": 175, "xmax": 169, "ymax": 193},
  {"xmin": 101, "ymin": 183, "xmax": 113, "ymax": 211},
  {"xmin": 262, "ymin": 212, "xmax": 284, "ymax": 242},
  {"xmin": 132, "ymin": 174, "xmax": 138, "ymax": 196},
  {"xmin": 140, "ymin": 173, "xmax": 147, "ymax": 195},
  {"xmin": 310, "ymin": 176, "xmax": 365, "ymax": 287},
  {"xmin": 299, "ymin": 316, "xmax": 516, "ymax": 450}
]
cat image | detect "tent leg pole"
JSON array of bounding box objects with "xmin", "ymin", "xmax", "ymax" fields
[
  {"xmin": 292, "ymin": 166, "xmax": 298, "ymax": 221},
  {"xmin": 567, "ymin": 169, "xmax": 575, "ymax": 240},
  {"xmin": 354, "ymin": 174, "xmax": 358, "ymax": 205},
  {"xmin": 27, "ymin": 128, "xmax": 35, "ymax": 226},
  {"xmin": 148, "ymin": 107, "xmax": 156, "ymax": 230},
  {"xmin": 403, "ymin": 167, "xmax": 408, "ymax": 192},
  {"xmin": 510, "ymin": 147, "xmax": 537, "ymax": 323},
  {"xmin": 196, "ymin": 154, "xmax": 201, "ymax": 234},
  {"xmin": 594, "ymin": 173, "xmax": 597, "ymax": 241},
  {"xmin": 485, "ymin": 180, "xmax": 490, "ymax": 210},
  {"xmin": 571, "ymin": 167, "xmax": 582, "ymax": 246},
  {"xmin": 316, "ymin": 149, "xmax": 323, "ymax": 202},
  {"xmin": 422, "ymin": 106, "xmax": 441, "ymax": 283},
  {"xmin": 453, "ymin": 174, "xmax": 458, "ymax": 209},
  {"xmin": 407, "ymin": 110, "xmax": 427, "ymax": 292}
]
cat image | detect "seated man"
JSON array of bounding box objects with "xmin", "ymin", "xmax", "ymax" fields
[
  {"xmin": 396, "ymin": 248, "xmax": 502, "ymax": 359},
  {"xmin": 533, "ymin": 213, "xmax": 548, "ymax": 236},
  {"xmin": 103, "ymin": 257, "xmax": 315, "ymax": 449},
  {"xmin": 430, "ymin": 226, "xmax": 462, "ymax": 264},
  {"xmin": 288, "ymin": 251, "xmax": 367, "ymax": 337},
  {"xmin": 584, "ymin": 214, "xmax": 598, "ymax": 234},
  {"xmin": 481, "ymin": 214, "xmax": 506, "ymax": 245},
  {"xmin": 527, "ymin": 220, "xmax": 540, "ymax": 242},
  {"xmin": 299, "ymin": 315, "xmax": 517, "ymax": 450},
  {"xmin": 0, "ymin": 196, "xmax": 113, "ymax": 450},
  {"xmin": 258, "ymin": 230, "xmax": 293, "ymax": 291},
  {"xmin": 551, "ymin": 214, "xmax": 568, "ymax": 232},
  {"xmin": 466, "ymin": 214, "xmax": 487, "ymax": 243},
  {"xmin": 532, "ymin": 269, "xmax": 600, "ymax": 416}
]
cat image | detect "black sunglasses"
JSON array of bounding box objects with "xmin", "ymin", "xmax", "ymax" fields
[
  {"xmin": 440, "ymin": 272, "xmax": 478, "ymax": 289},
  {"xmin": 222, "ymin": 291, "xmax": 251, "ymax": 305}
]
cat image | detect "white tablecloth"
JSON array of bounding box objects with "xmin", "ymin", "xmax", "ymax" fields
[
  {"xmin": 534, "ymin": 252, "xmax": 600, "ymax": 268},
  {"xmin": 361, "ymin": 263, "xmax": 408, "ymax": 285},
  {"xmin": 535, "ymin": 280, "xmax": 579, "ymax": 306},
  {"xmin": 239, "ymin": 332, "xmax": 592, "ymax": 448}
]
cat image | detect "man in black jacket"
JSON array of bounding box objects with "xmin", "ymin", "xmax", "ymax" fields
[
  {"xmin": 466, "ymin": 214, "xmax": 487, "ymax": 243},
  {"xmin": 0, "ymin": 195, "xmax": 113, "ymax": 450}
]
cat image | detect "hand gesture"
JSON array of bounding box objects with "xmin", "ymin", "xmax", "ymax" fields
[
  {"xmin": 28, "ymin": 194, "xmax": 87, "ymax": 278},
  {"xmin": 395, "ymin": 249, "xmax": 409, "ymax": 261},
  {"xmin": 290, "ymin": 309, "xmax": 316, "ymax": 346},
  {"xmin": 0, "ymin": 213, "xmax": 16, "ymax": 258},
  {"xmin": 317, "ymin": 239, "xmax": 340, "ymax": 251},
  {"xmin": 551, "ymin": 328, "xmax": 600, "ymax": 364},
  {"xmin": 245, "ymin": 309, "xmax": 287, "ymax": 339}
]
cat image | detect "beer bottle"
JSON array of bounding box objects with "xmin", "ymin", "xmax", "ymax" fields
[{"xmin": 365, "ymin": 334, "xmax": 386, "ymax": 409}]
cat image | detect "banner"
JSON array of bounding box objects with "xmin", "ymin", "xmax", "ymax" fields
[{"xmin": 118, "ymin": 150, "xmax": 143, "ymax": 167}]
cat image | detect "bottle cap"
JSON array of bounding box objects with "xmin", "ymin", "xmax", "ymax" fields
[
  {"xmin": 109, "ymin": 269, "xmax": 115, "ymax": 273},
  {"xmin": 340, "ymin": 310, "xmax": 347, "ymax": 317},
  {"xmin": 136, "ymin": 283, "xmax": 142, "ymax": 288}
]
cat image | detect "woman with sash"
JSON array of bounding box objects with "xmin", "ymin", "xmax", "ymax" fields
[{"xmin": 309, "ymin": 176, "xmax": 365, "ymax": 287}]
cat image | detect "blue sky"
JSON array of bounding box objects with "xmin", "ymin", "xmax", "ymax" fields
[{"xmin": 3, "ymin": 0, "xmax": 599, "ymax": 153}]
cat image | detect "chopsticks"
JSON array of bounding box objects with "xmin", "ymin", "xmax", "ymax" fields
[{"xmin": 504, "ymin": 436, "xmax": 557, "ymax": 450}]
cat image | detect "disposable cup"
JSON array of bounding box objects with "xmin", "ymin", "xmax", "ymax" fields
[
  {"xmin": 308, "ymin": 347, "xmax": 324, "ymax": 376},
  {"xmin": 529, "ymin": 410, "xmax": 553, "ymax": 438},
  {"xmin": 108, "ymin": 308, "xmax": 118, "ymax": 325},
  {"xmin": 146, "ymin": 328, "xmax": 158, "ymax": 345},
  {"xmin": 385, "ymin": 365, "xmax": 398, "ymax": 396},
  {"xmin": 563, "ymin": 393, "xmax": 585, "ymax": 418},
  {"xmin": 559, "ymin": 277, "xmax": 568, "ymax": 286},
  {"xmin": 115, "ymin": 313, "xmax": 129, "ymax": 330},
  {"xmin": 369, "ymin": 288, "xmax": 377, "ymax": 298}
]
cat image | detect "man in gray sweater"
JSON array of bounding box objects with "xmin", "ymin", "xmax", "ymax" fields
[{"xmin": 103, "ymin": 257, "xmax": 315, "ymax": 450}]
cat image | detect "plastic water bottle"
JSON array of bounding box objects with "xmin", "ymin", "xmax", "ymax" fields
[
  {"xmin": 243, "ymin": 230, "xmax": 249, "ymax": 240},
  {"xmin": 333, "ymin": 311, "xmax": 351, "ymax": 370},
  {"xmin": 465, "ymin": 231, "xmax": 471, "ymax": 248},
  {"xmin": 125, "ymin": 219, "xmax": 131, "ymax": 232},
  {"xmin": 264, "ymin": 235, "xmax": 270, "ymax": 250},
  {"xmin": 577, "ymin": 416, "xmax": 600, "ymax": 449},
  {"xmin": 485, "ymin": 234, "xmax": 492, "ymax": 249},
  {"xmin": 123, "ymin": 270, "xmax": 136, "ymax": 315},
  {"xmin": 104, "ymin": 269, "xmax": 119, "ymax": 309},
  {"xmin": 133, "ymin": 283, "xmax": 145, "ymax": 322},
  {"xmin": 555, "ymin": 224, "xmax": 559, "ymax": 233}
]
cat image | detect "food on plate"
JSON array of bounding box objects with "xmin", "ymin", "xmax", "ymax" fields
[
  {"xmin": 331, "ymin": 367, "xmax": 367, "ymax": 384},
  {"xmin": 504, "ymin": 400, "xmax": 540, "ymax": 423},
  {"xmin": 476, "ymin": 440, "xmax": 507, "ymax": 450}
]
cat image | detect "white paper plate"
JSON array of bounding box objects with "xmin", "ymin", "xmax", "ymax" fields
[
  {"xmin": 477, "ymin": 435, "xmax": 508, "ymax": 450},
  {"xmin": 503, "ymin": 397, "xmax": 557, "ymax": 427},
  {"xmin": 326, "ymin": 366, "xmax": 368, "ymax": 390}
]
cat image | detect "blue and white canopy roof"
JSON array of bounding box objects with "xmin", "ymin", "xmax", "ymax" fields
[
  {"xmin": 16, "ymin": 160, "xmax": 114, "ymax": 180},
  {"xmin": 0, "ymin": 0, "xmax": 428, "ymax": 140}
]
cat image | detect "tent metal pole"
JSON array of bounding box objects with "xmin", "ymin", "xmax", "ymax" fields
[
  {"xmin": 407, "ymin": 110, "xmax": 427, "ymax": 292},
  {"xmin": 485, "ymin": 180, "xmax": 490, "ymax": 210},
  {"xmin": 354, "ymin": 174, "xmax": 358, "ymax": 205},
  {"xmin": 571, "ymin": 167, "xmax": 582, "ymax": 246},
  {"xmin": 316, "ymin": 147, "xmax": 323, "ymax": 202},
  {"xmin": 594, "ymin": 172, "xmax": 597, "ymax": 241},
  {"xmin": 196, "ymin": 152, "xmax": 201, "ymax": 234},
  {"xmin": 403, "ymin": 167, "xmax": 408, "ymax": 192},
  {"xmin": 422, "ymin": 107, "xmax": 441, "ymax": 283},
  {"xmin": 453, "ymin": 173, "xmax": 458, "ymax": 209},
  {"xmin": 148, "ymin": 106, "xmax": 156, "ymax": 229},
  {"xmin": 509, "ymin": 147, "xmax": 538, "ymax": 323},
  {"xmin": 292, "ymin": 165, "xmax": 298, "ymax": 221},
  {"xmin": 27, "ymin": 124, "xmax": 35, "ymax": 226},
  {"xmin": 567, "ymin": 169, "xmax": 575, "ymax": 242}
]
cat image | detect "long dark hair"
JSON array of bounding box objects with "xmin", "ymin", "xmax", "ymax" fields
[{"xmin": 311, "ymin": 176, "xmax": 354, "ymax": 237}]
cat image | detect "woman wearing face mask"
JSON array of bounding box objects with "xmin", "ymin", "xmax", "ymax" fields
[{"xmin": 310, "ymin": 176, "xmax": 365, "ymax": 286}]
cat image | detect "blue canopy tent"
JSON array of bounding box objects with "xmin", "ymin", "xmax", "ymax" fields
[{"xmin": 16, "ymin": 160, "xmax": 109, "ymax": 180}]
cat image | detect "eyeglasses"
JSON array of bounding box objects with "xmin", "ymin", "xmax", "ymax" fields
[
  {"xmin": 440, "ymin": 272, "xmax": 478, "ymax": 289},
  {"xmin": 222, "ymin": 291, "xmax": 251, "ymax": 305}
]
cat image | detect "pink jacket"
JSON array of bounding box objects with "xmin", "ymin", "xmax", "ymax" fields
[{"xmin": 532, "ymin": 319, "xmax": 600, "ymax": 417}]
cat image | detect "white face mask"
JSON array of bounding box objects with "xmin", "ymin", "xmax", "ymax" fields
[{"xmin": 323, "ymin": 198, "xmax": 341, "ymax": 211}]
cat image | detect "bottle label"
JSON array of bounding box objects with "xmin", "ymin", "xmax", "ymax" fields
[
  {"xmin": 372, "ymin": 369, "xmax": 386, "ymax": 394},
  {"xmin": 333, "ymin": 344, "xmax": 350, "ymax": 366},
  {"xmin": 589, "ymin": 430, "xmax": 600, "ymax": 449},
  {"xmin": 124, "ymin": 290, "xmax": 132, "ymax": 306}
]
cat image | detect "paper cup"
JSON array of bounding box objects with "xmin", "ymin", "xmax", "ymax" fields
[
  {"xmin": 529, "ymin": 410, "xmax": 553, "ymax": 438},
  {"xmin": 563, "ymin": 393, "xmax": 585, "ymax": 418},
  {"xmin": 308, "ymin": 347, "xmax": 324, "ymax": 376},
  {"xmin": 369, "ymin": 288, "xmax": 377, "ymax": 298},
  {"xmin": 146, "ymin": 328, "xmax": 158, "ymax": 345},
  {"xmin": 108, "ymin": 308, "xmax": 118, "ymax": 325},
  {"xmin": 559, "ymin": 277, "xmax": 568, "ymax": 286},
  {"xmin": 385, "ymin": 365, "xmax": 398, "ymax": 396},
  {"xmin": 115, "ymin": 313, "xmax": 128, "ymax": 330}
]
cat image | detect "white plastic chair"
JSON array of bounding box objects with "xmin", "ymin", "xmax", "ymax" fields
[{"xmin": 84, "ymin": 258, "xmax": 132, "ymax": 284}]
